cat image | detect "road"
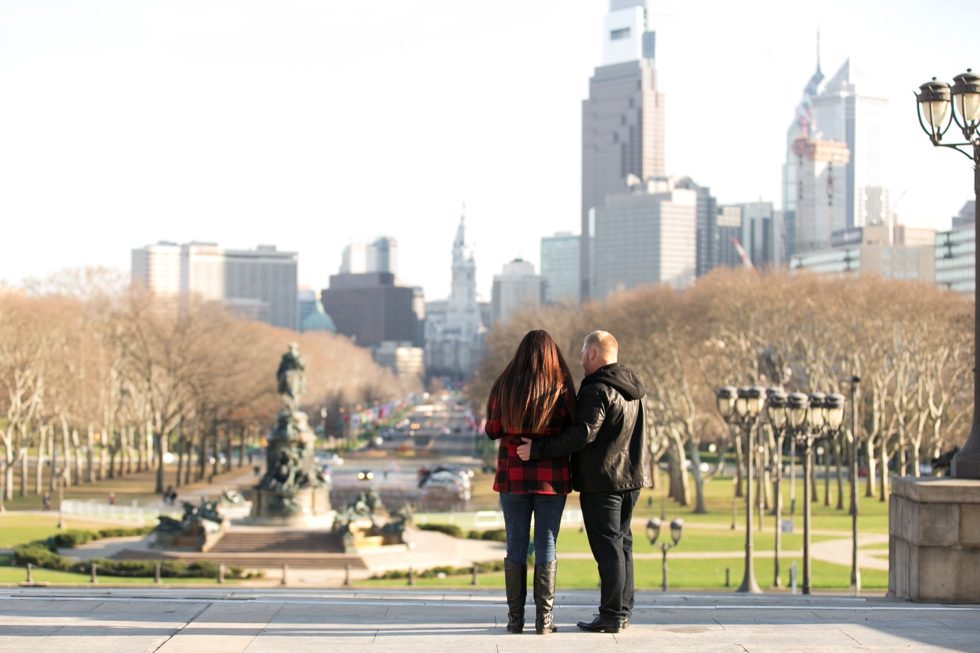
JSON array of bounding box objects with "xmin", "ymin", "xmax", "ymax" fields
[{"xmin": 328, "ymin": 405, "xmax": 479, "ymax": 491}]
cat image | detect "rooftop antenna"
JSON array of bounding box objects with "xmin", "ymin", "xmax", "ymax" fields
[{"xmin": 816, "ymin": 25, "xmax": 821, "ymax": 73}]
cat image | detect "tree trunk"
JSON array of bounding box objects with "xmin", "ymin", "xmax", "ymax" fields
[
  {"xmin": 690, "ymin": 440, "xmax": 707, "ymax": 514},
  {"xmin": 36, "ymin": 426, "xmax": 47, "ymax": 495},
  {"xmin": 155, "ymin": 427, "xmax": 166, "ymax": 495},
  {"xmin": 98, "ymin": 439, "xmax": 108, "ymax": 481},
  {"xmin": 238, "ymin": 428, "xmax": 246, "ymax": 470},
  {"xmin": 865, "ymin": 436, "xmax": 877, "ymax": 498},
  {"xmin": 184, "ymin": 432, "xmax": 192, "ymax": 486},
  {"xmin": 86, "ymin": 424, "xmax": 95, "ymax": 483},
  {"xmin": 19, "ymin": 447, "xmax": 28, "ymax": 497},
  {"xmin": 175, "ymin": 433, "xmax": 184, "ymax": 489},
  {"xmin": 72, "ymin": 428, "xmax": 83, "ymax": 487},
  {"xmin": 49, "ymin": 424, "xmax": 59, "ymax": 491},
  {"xmin": 879, "ymin": 438, "xmax": 890, "ymax": 503}
]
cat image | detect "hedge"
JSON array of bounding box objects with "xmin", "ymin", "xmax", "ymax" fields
[{"xmin": 13, "ymin": 542, "xmax": 252, "ymax": 579}]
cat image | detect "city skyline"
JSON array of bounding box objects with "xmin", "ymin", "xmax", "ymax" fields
[{"xmin": 1, "ymin": 0, "xmax": 976, "ymax": 302}]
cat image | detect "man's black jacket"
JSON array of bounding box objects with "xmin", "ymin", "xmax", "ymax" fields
[{"xmin": 528, "ymin": 362, "xmax": 652, "ymax": 493}]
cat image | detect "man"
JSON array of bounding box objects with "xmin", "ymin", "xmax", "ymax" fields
[{"xmin": 517, "ymin": 330, "xmax": 650, "ymax": 633}]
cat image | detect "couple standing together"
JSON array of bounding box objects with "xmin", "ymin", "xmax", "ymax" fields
[{"xmin": 485, "ymin": 329, "xmax": 650, "ymax": 635}]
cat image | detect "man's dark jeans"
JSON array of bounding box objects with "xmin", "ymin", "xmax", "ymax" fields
[{"xmin": 579, "ymin": 489, "xmax": 640, "ymax": 619}]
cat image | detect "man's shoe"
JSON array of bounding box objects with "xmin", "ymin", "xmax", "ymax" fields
[{"xmin": 577, "ymin": 615, "xmax": 622, "ymax": 633}]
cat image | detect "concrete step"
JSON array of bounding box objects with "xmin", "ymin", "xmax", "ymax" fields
[
  {"xmin": 208, "ymin": 530, "xmax": 344, "ymax": 553},
  {"xmin": 110, "ymin": 548, "xmax": 367, "ymax": 570}
]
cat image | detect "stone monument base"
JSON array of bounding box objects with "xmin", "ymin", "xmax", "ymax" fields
[
  {"xmin": 888, "ymin": 476, "xmax": 980, "ymax": 603},
  {"xmin": 246, "ymin": 487, "xmax": 334, "ymax": 528}
]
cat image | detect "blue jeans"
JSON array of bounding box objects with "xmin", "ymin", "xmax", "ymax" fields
[{"xmin": 499, "ymin": 492, "xmax": 567, "ymax": 564}]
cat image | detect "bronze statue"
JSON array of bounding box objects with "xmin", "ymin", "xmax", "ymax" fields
[{"xmin": 277, "ymin": 342, "xmax": 306, "ymax": 413}]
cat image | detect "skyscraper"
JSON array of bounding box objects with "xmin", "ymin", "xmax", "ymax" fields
[
  {"xmin": 132, "ymin": 242, "xmax": 298, "ymax": 330},
  {"xmin": 812, "ymin": 59, "xmax": 890, "ymax": 229},
  {"xmin": 224, "ymin": 245, "xmax": 299, "ymax": 331},
  {"xmin": 591, "ymin": 177, "xmax": 696, "ymax": 300},
  {"xmin": 540, "ymin": 232, "xmax": 580, "ymax": 303},
  {"xmin": 131, "ymin": 242, "xmax": 181, "ymax": 296},
  {"xmin": 792, "ymin": 137, "xmax": 850, "ymax": 253},
  {"xmin": 340, "ymin": 237, "xmax": 398, "ymax": 275},
  {"xmin": 782, "ymin": 42, "xmax": 825, "ymax": 260},
  {"xmin": 320, "ymin": 272, "xmax": 420, "ymax": 347},
  {"xmin": 739, "ymin": 202, "xmax": 785, "ymax": 269},
  {"xmin": 491, "ymin": 259, "xmax": 544, "ymax": 323},
  {"xmin": 673, "ymin": 177, "xmax": 717, "ymax": 277},
  {"xmin": 580, "ymin": 0, "xmax": 666, "ymax": 302}
]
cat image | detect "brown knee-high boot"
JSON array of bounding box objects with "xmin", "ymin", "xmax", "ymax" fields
[{"xmin": 504, "ymin": 559, "xmax": 527, "ymax": 633}]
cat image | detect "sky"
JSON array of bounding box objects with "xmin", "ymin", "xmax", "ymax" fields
[{"xmin": 1, "ymin": 0, "xmax": 977, "ymax": 302}]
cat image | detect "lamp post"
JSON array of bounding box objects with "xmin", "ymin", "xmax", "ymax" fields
[
  {"xmin": 915, "ymin": 69, "xmax": 980, "ymax": 478},
  {"xmin": 647, "ymin": 517, "xmax": 684, "ymax": 591},
  {"xmin": 848, "ymin": 376, "xmax": 861, "ymax": 595},
  {"xmin": 717, "ymin": 385, "xmax": 764, "ymax": 594},
  {"xmin": 765, "ymin": 389, "xmax": 788, "ymax": 588},
  {"xmin": 56, "ymin": 466, "xmax": 67, "ymax": 530}
]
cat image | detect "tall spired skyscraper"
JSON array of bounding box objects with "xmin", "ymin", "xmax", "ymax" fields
[
  {"xmin": 812, "ymin": 59, "xmax": 890, "ymax": 230},
  {"xmin": 782, "ymin": 40, "xmax": 825, "ymax": 258},
  {"xmin": 580, "ymin": 0, "xmax": 666, "ymax": 302}
]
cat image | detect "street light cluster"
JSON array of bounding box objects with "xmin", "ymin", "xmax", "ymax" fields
[
  {"xmin": 915, "ymin": 69, "xmax": 980, "ymax": 480},
  {"xmin": 717, "ymin": 385, "xmax": 847, "ymax": 595},
  {"xmin": 646, "ymin": 516, "xmax": 684, "ymax": 592}
]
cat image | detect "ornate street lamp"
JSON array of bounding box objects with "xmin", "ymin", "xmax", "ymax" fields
[
  {"xmin": 717, "ymin": 385, "xmax": 765, "ymax": 593},
  {"xmin": 916, "ymin": 69, "xmax": 980, "ymax": 478},
  {"xmin": 765, "ymin": 389, "xmax": 788, "ymax": 588},
  {"xmin": 647, "ymin": 517, "xmax": 684, "ymax": 591}
]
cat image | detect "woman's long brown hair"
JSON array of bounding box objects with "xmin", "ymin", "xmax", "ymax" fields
[{"xmin": 488, "ymin": 329, "xmax": 575, "ymax": 433}]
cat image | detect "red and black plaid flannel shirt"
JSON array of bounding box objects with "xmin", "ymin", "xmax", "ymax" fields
[{"xmin": 485, "ymin": 386, "xmax": 575, "ymax": 495}]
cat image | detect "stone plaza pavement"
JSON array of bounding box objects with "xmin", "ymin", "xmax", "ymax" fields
[{"xmin": 0, "ymin": 587, "xmax": 978, "ymax": 653}]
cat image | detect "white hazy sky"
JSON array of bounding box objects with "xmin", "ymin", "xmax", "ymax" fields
[{"xmin": 1, "ymin": 0, "xmax": 977, "ymax": 301}]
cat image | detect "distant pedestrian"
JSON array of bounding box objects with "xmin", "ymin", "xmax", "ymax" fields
[
  {"xmin": 108, "ymin": 492, "xmax": 115, "ymax": 506},
  {"xmin": 42, "ymin": 492, "xmax": 51, "ymax": 511},
  {"xmin": 253, "ymin": 465, "xmax": 261, "ymax": 477}
]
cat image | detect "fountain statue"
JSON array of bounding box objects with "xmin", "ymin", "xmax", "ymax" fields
[{"xmin": 249, "ymin": 343, "xmax": 332, "ymax": 525}]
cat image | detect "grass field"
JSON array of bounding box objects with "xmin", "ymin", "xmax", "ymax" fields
[
  {"xmin": 362, "ymin": 557, "xmax": 888, "ymax": 591},
  {"xmin": 0, "ymin": 514, "xmax": 140, "ymax": 548}
]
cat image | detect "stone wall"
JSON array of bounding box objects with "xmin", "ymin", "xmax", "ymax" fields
[{"xmin": 889, "ymin": 476, "xmax": 980, "ymax": 603}]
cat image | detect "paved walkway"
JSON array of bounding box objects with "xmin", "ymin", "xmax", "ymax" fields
[{"xmin": 0, "ymin": 588, "xmax": 977, "ymax": 652}]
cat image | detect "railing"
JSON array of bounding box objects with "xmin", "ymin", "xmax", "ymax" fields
[
  {"xmin": 60, "ymin": 499, "xmax": 181, "ymax": 524},
  {"xmin": 414, "ymin": 509, "xmax": 583, "ymax": 529}
]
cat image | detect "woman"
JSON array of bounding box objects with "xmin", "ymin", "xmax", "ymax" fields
[{"xmin": 485, "ymin": 329, "xmax": 575, "ymax": 635}]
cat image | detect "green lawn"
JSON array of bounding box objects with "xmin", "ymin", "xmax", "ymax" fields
[
  {"xmin": 554, "ymin": 526, "xmax": 835, "ymax": 554},
  {"xmin": 361, "ymin": 557, "xmax": 888, "ymax": 591},
  {"xmin": 0, "ymin": 514, "xmax": 135, "ymax": 548}
]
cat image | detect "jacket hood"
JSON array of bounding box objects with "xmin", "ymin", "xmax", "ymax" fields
[{"xmin": 582, "ymin": 362, "xmax": 646, "ymax": 401}]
